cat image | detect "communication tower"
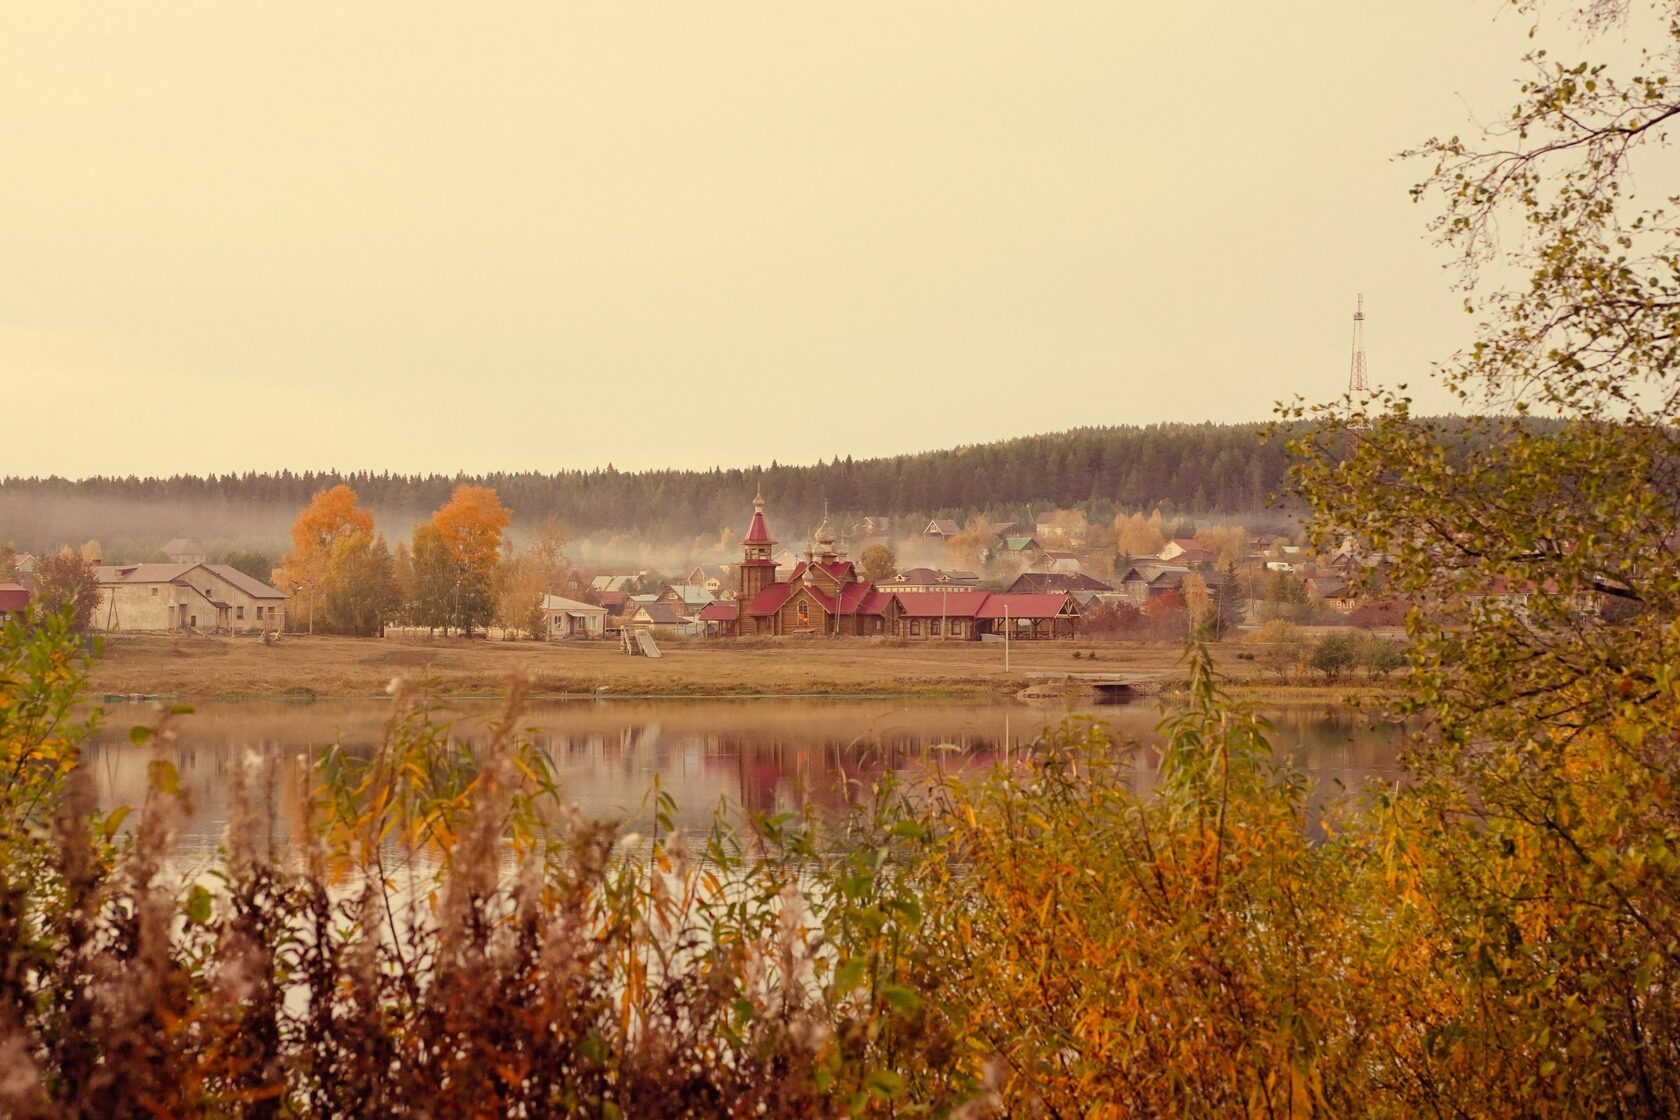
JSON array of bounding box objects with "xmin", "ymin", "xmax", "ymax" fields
[{"xmin": 1348, "ymin": 293, "xmax": 1369, "ymax": 394}]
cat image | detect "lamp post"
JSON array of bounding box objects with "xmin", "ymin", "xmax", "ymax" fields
[{"xmin": 294, "ymin": 582, "xmax": 314, "ymax": 636}]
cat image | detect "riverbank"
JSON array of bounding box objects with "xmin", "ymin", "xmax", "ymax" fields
[{"xmin": 84, "ymin": 632, "xmax": 1396, "ymax": 702}]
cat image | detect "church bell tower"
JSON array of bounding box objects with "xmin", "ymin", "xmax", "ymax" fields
[{"xmin": 738, "ymin": 487, "xmax": 778, "ymax": 618}]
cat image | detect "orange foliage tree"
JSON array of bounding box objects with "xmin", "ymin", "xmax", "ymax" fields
[
  {"xmin": 429, "ymin": 484, "xmax": 511, "ymax": 636},
  {"xmin": 273, "ymin": 484, "xmax": 375, "ymax": 633}
]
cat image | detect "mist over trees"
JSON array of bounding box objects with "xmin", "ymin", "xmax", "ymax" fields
[{"xmin": 0, "ymin": 423, "xmax": 1301, "ymax": 557}]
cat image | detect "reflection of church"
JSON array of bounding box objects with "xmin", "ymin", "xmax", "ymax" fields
[{"xmin": 735, "ymin": 491, "xmax": 897, "ymax": 637}]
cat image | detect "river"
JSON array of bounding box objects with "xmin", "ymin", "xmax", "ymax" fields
[{"xmin": 81, "ymin": 695, "xmax": 1412, "ymax": 861}]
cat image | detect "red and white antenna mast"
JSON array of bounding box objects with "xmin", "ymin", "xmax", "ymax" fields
[{"xmin": 1347, "ymin": 293, "xmax": 1369, "ymax": 394}]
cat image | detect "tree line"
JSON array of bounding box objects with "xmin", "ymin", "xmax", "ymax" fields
[{"xmin": 0, "ymin": 422, "xmax": 1305, "ymax": 543}]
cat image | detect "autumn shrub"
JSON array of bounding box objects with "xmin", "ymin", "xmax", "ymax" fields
[
  {"xmin": 4, "ymin": 617, "xmax": 1679, "ymax": 1117},
  {"xmin": 0, "ymin": 618, "xmax": 962, "ymax": 1118},
  {"xmin": 889, "ymin": 654, "xmax": 1387, "ymax": 1115}
]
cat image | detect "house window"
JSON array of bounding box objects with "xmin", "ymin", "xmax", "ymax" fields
[
  {"xmin": 952, "ymin": 621, "xmax": 963, "ymax": 637},
  {"xmin": 930, "ymin": 619, "xmax": 941, "ymax": 636},
  {"xmin": 910, "ymin": 619, "xmax": 921, "ymax": 636},
  {"xmin": 875, "ymin": 619, "xmax": 883, "ymax": 632},
  {"xmin": 796, "ymin": 599, "xmax": 809, "ymax": 625},
  {"xmin": 236, "ymin": 606, "xmax": 244, "ymax": 620}
]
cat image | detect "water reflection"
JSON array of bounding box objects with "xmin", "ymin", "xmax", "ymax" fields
[{"xmin": 85, "ymin": 698, "xmax": 1412, "ymax": 859}]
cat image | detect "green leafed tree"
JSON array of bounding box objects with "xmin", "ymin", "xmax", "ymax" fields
[
  {"xmin": 321, "ymin": 533, "xmax": 401, "ymax": 637},
  {"xmin": 1285, "ymin": 3, "xmax": 1680, "ymax": 1109},
  {"xmin": 409, "ymin": 524, "xmax": 456, "ymax": 636},
  {"xmin": 221, "ymin": 547, "xmax": 274, "ymax": 584},
  {"xmin": 1290, "ymin": 0, "xmax": 1680, "ymax": 745}
]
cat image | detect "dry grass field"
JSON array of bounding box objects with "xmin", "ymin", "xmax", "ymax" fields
[{"xmin": 82, "ymin": 632, "xmax": 1292, "ymax": 701}]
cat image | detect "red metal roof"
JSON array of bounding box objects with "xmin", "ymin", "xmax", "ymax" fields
[
  {"xmin": 698, "ymin": 602, "xmax": 738, "ymax": 622},
  {"xmin": 831, "ymin": 581, "xmax": 880, "ymax": 614},
  {"xmin": 856, "ymin": 590, "xmax": 894, "ymax": 615},
  {"xmin": 742, "ymin": 507, "xmax": 774, "ymax": 545},
  {"xmin": 891, "ymin": 591, "xmax": 989, "ymax": 618},
  {"xmin": 818, "ymin": 561, "xmax": 855, "ymax": 581},
  {"xmin": 975, "ymin": 593, "xmax": 1077, "ymax": 620},
  {"xmin": 745, "ymin": 583, "xmax": 795, "ymax": 616},
  {"xmin": 0, "ymin": 583, "xmax": 29, "ymax": 613}
]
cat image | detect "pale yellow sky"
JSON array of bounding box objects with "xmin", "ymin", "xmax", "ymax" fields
[{"xmin": 1, "ymin": 2, "xmax": 1540, "ymax": 477}]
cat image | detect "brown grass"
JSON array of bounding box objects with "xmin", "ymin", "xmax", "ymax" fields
[{"xmin": 83, "ymin": 632, "xmax": 1306, "ymax": 700}]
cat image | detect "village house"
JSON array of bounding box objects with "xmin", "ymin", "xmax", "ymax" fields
[
  {"xmin": 679, "ymin": 565, "xmax": 731, "ymax": 595},
  {"xmin": 659, "ymin": 583, "xmax": 717, "ymax": 613},
  {"xmin": 628, "ymin": 600, "xmax": 690, "ymax": 634},
  {"xmin": 0, "ymin": 582, "xmax": 29, "ymax": 620},
  {"xmin": 1304, "ymin": 576, "xmax": 1359, "ymax": 613},
  {"xmin": 1007, "ymin": 571, "xmax": 1114, "ymax": 596},
  {"xmin": 1037, "ymin": 549, "xmax": 1081, "ymax": 573},
  {"xmin": 540, "ymin": 594, "xmax": 607, "ymax": 639},
  {"xmin": 998, "ymin": 536, "xmax": 1044, "ymax": 564},
  {"xmin": 1034, "ymin": 510, "xmax": 1088, "ymax": 547},
  {"xmin": 921, "ymin": 518, "xmax": 961, "ymax": 541},
  {"xmin": 161, "ymin": 538, "xmax": 209, "ymax": 564},
  {"xmin": 1156, "ymin": 539, "xmax": 1218, "ymax": 567},
  {"xmin": 91, "ymin": 563, "xmax": 286, "ymax": 634},
  {"xmin": 1118, "ymin": 563, "xmax": 1193, "ymax": 607}
]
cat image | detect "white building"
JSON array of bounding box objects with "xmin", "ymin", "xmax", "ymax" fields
[
  {"xmin": 93, "ymin": 563, "xmax": 286, "ymax": 634},
  {"xmin": 540, "ymin": 594, "xmax": 607, "ymax": 639}
]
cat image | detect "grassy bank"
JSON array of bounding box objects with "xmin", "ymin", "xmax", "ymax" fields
[{"xmin": 79, "ymin": 631, "xmax": 1397, "ymax": 702}]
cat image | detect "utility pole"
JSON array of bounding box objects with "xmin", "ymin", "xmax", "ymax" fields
[{"xmin": 1003, "ymin": 605, "xmax": 1010, "ymax": 673}]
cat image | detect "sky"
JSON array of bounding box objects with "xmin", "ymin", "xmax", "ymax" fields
[{"xmin": 0, "ymin": 2, "xmax": 1554, "ymax": 478}]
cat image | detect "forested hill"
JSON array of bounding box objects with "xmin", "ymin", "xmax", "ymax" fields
[{"xmin": 1, "ymin": 422, "xmax": 1299, "ymax": 550}]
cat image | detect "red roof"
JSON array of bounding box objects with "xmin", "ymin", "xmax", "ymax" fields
[
  {"xmin": 0, "ymin": 583, "xmax": 29, "ymax": 613},
  {"xmin": 856, "ymin": 590, "xmax": 894, "ymax": 615},
  {"xmin": 975, "ymin": 593, "xmax": 1076, "ymax": 620},
  {"xmin": 745, "ymin": 583, "xmax": 796, "ymax": 616},
  {"xmin": 698, "ymin": 602, "xmax": 738, "ymax": 622},
  {"xmin": 818, "ymin": 561, "xmax": 855, "ymax": 581},
  {"xmin": 743, "ymin": 506, "xmax": 774, "ymax": 545},
  {"xmin": 892, "ymin": 591, "xmax": 990, "ymax": 618},
  {"xmin": 832, "ymin": 581, "xmax": 880, "ymax": 614}
]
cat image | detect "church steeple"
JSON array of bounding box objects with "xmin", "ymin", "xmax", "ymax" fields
[
  {"xmin": 742, "ymin": 485, "xmax": 774, "ymax": 549},
  {"xmin": 813, "ymin": 500, "xmax": 838, "ymax": 564},
  {"xmin": 738, "ymin": 486, "xmax": 778, "ymax": 615}
]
